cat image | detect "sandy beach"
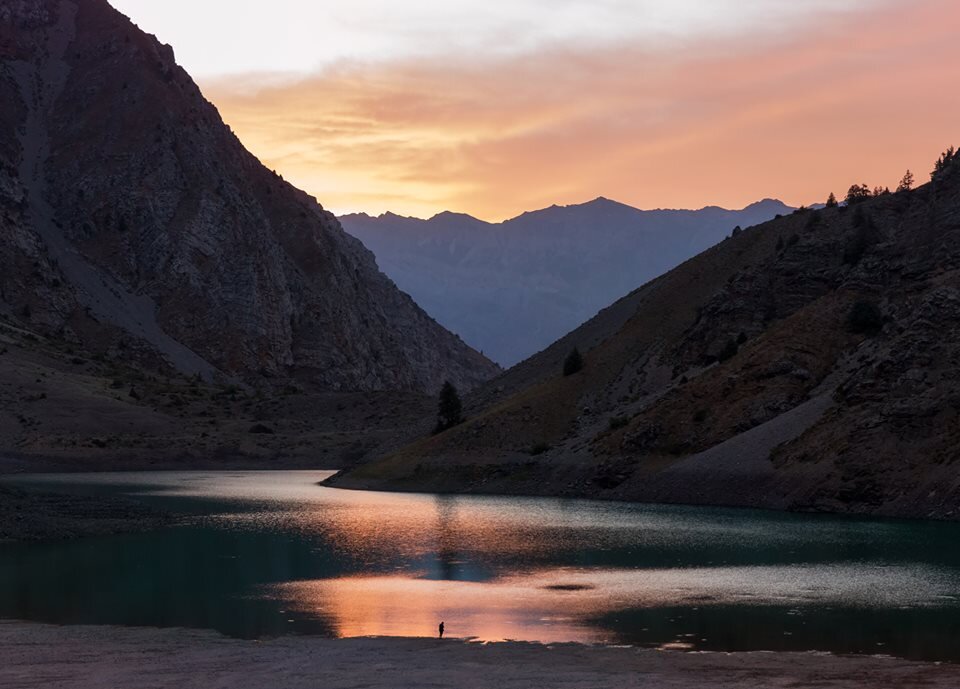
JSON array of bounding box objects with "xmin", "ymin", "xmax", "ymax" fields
[{"xmin": 1, "ymin": 621, "xmax": 958, "ymax": 689}]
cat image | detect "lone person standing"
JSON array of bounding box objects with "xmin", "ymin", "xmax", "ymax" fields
[{"xmin": 439, "ymin": 621, "xmax": 445, "ymax": 639}]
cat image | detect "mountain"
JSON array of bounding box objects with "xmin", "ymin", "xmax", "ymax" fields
[
  {"xmin": 0, "ymin": 0, "xmax": 498, "ymax": 394},
  {"xmin": 330, "ymin": 151, "xmax": 960, "ymax": 520},
  {"xmin": 340, "ymin": 198, "xmax": 791, "ymax": 366}
]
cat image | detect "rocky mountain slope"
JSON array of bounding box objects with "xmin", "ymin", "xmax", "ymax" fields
[
  {"xmin": 0, "ymin": 0, "xmax": 498, "ymax": 394},
  {"xmin": 0, "ymin": 315, "xmax": 435, "ymax": 473},
  {"xmin": 341, "ymin": 199, "xmax": 790, "ymax": 366},
  {"xmin": 332, "ymin": 152, "xmax": 960, "ymax": 520}
]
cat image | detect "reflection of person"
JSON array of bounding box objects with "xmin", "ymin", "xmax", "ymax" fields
[{"xmin": 439, "ymin": 621, "xmax": 445, "ymax": 639}]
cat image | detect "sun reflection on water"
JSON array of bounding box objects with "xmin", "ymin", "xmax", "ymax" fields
[
  {"xmin": 265, "ymin": 563, "xmax": 957, "ymax": 642},
  {"xmin": 6, "ymin": 470, "xmax": 960, "ymax": 656}
]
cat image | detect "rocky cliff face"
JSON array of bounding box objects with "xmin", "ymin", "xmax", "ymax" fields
[
  {"xmin": 0, "ymin": 0, "xmax": 498, "ymax": 393},
  {"xmin": 333, "ymin": 152, "xmax": 960, "ymax": 520}
]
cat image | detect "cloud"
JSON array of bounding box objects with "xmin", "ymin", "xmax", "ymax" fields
[
  {"xmin": 201, "ymin": 0, "xmax": 960, "ymax": 220},
  {"xmin": 113, "ymin": 0, "xmax": 893, "ymax": 77}
]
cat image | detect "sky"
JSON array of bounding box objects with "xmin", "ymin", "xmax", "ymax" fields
[{"xmin": 111, "ymin": 0, "xmax": 960, "ymax": 221}]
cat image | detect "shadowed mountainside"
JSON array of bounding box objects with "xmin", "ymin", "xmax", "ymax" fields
[
  {"xmin": 0, "ymin": 316, "xmax": 436, "ymax": 473},
  {"xmin": 331, "ymin": 152, "xmax": 960, "ymax": 520},
  {"xmin": 0, "ymin": 0, "xmax": 498, "ymax": 394},
  {"xmin": 341, "ymin": 198, "xmax": 791, "ymax": 366}
]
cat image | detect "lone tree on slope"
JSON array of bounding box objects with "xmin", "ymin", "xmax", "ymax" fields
[
  {"xmin": 825, "ymin": 192, "xmax": 838, "ymax": 208},
  {"xmin": 563, "ymin": 347, "xmax": 584, "ymax": 376},
  {"xmin": 434, "ymin": 381, "xmax": 464, "ymax": 434}
]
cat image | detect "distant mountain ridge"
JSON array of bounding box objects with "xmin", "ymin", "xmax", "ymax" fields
[
  {"xmin": 341, "ymin": 198, "xmax": 792, "ymax": 365},
  {"xmin": 0, "ymin": 0, "xmax": 498, "ymax": 393}
]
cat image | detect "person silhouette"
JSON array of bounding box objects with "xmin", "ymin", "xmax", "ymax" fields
[{"xmin": 439, "ymin": 621, "xmax": 445, "ymax": 639}]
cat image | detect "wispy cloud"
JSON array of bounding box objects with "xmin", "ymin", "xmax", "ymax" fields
[{"xmin": 196, "ymin": 0, "xmax": 958, "ymax": 220}]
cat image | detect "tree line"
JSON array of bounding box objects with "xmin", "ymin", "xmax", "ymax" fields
[{"xmin": 824, "ymin": 146, "xmax": 956, "ymax": 208}]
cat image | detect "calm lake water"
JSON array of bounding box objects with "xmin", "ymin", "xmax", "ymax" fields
[{"xmin": 2, "ymin": 471, "xmax": 959, "ymax": 660}]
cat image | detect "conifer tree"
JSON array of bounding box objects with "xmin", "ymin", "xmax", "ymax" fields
[
  {"xmin": 845, "ymin": 184, "xmax": 871, "ymax": 205},
  {"xmin": 563, "ymin": 347, "xmax": 584, "ymax": 376},
  {"xmin": 897, "ymin": 169, "xmax": 914, "ymax": 192},
  {"xmin": 932, "ymin": 147, "xmax": 957, "ymax": 180},
  {"xmin": 434, "ymin": 381, "xmax": 463, "ymax": 434}
]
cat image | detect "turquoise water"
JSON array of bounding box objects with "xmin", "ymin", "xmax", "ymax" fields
[{"xmin": 1, "ymin": 471, "xmax": 959, "ymax": 660}]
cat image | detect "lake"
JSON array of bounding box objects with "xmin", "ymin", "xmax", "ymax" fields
[{"xmin": 2, "ymin": 471, "xmax": 959, "ymax": 660}]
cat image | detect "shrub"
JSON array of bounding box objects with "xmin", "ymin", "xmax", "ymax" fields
[
  {"xmin": 843, "ymin": 209, "xmax": 878, "ymax": 265},
  {"xmin": 717, "ymin": 338, "xmax": 739, "ymax": 362},
  {"xmin": 563, "ymin": 347, "xmax": 584, "ymax": 376},
  {"xmin": 847, "ymin": 300, "xmax": 884, "ymax": 335},
  {"xmin": 608, "ymin": 416, "xmax": 629, "ymax": 430},
  {"xmin": 843, "ymin": 233, "xmax": 869, "ymax": 265}
]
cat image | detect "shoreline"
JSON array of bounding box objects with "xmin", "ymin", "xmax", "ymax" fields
[
  {"xmin": 320, "ymin": 473, "xmax": 960, "ymax": 525},
  {"xmin": 2, "ymin": 621, "xmax": 959, "ymax": 688},
  {"xmin": 0, "ymin": 451, "xmax": 339, "ymax": 476},
  {"xmin": 2, "ymin": 459, "xmax": 954, "ymax": 531}
]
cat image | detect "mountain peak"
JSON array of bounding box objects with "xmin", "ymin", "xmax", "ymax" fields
[
  {"xmin": 743, "ymin": 198, "xmax": 790, "ymax": 212},
  {"xmin": 429, "ymin": 210, "xmax": 482, "ymax": 222},
  {"xmin": 581, "ymin": 196, "xmax": 633, "ymax": 210}
]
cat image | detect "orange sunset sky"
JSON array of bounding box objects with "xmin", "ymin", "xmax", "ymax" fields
[{"xmin": 113, "ymin": 0, "xmax": 960, "ymax": 221}]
